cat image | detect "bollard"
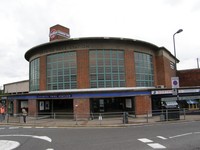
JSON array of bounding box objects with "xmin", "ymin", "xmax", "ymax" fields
[
  {"xmin": 183, "ymin": 108, "xmax": 186, "ymax": 120},
  {"xmin": 123, "ymin": 112, "xmax": 128, "ymax": 124},
  {"xmin": 166, "ymin": 109, "xmax": 168, "ymax": 121},
  {"xmin": 99, "ymin": 114, "xmax": 102, "ymax": 125},
  {"xmin": 75, "ymin": 114, "xmax": 78, "ymax": 125},
  {"xmin": 53, "ymin": 113, "xmax": 56, "ymax": 119}
]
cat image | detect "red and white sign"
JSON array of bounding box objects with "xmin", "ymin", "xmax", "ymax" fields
[
  {"xmin": 49, "ymin": 29, "xmax": 57, "ymax": 39},
  {"xmin": 49, "ymin": 29, "xmax": 70, "ymax": 40}
]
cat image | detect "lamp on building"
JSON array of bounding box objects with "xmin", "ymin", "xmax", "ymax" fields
[{"xmin": 173, "ymin": 29, "xmax": 183, "ymax": 76}]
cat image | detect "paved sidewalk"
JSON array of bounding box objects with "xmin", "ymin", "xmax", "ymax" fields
[{"xmin": 1, "ymin": 115, "xmax": 200, "ymax": 127}]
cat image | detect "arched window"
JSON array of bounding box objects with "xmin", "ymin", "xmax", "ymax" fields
[
  {"xmin": 134, "ymin": 52, "xmax": 154, "ymax": 87},
  {"xmin": 46, "ymin": 52, "xmax": 77, "ymax": 90},
  {"xmin": 30, "ymin": 58, "xmax": 40, "ymax": 91},
  {"xmin": 89, "ymin": 49, "xmax": 125, "ymax": 88}
]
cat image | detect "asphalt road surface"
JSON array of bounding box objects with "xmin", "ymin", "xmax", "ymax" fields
[{"xmin": 0, "ymin": 121, "xmax": 200, "ymax": 150}]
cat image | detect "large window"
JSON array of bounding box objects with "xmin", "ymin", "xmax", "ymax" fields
[
  {"xmin": 30, "ymin": 58, "xmax": 40, "ymax": 91},
  {"xmin": 47, "ymin": 52, "xmax": 77, "ymax": 90},
  {"xmin": 134, "ymin": 52, "xmax": 154, "ymax": 87},
  {"xmin": 90, "ymin": 50, "xmax": 125, "ymax": 88}
]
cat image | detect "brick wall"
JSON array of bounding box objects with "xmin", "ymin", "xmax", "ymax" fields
[
  {"xmin": 49, "ymin": 24, "xmax": 70, "ymax": 41},
  {"xmin": 73, "ymin": 99, "xmax": 90, "ymax": 119},
  {"xmin": 77, "ymin": 50, "xmax": 90, "ymax": 89},
  {"xmin": 28, "ymin": 99, "xmax": 37, "ymax": 116},
  {"xmin": 124, "ymin": 49, "xmax": 135, "ymax": 87},
  {"xmin": 178, "ymin": 69, "xmax": 200, "ymax": 86},
  {"xmin": 13, "ymin": 99, "xmax": 18, "ymax": 115},
  {"xmin": 40, "ymin": 55, "xmax": 46, "ymax": 90},
  {"xmin": 155, "ymin": 54, "xmax": 175, "ymax": 88},
  {"xmin": 135, "ymin": 95, "xmax": 151, "ymax": 116}
]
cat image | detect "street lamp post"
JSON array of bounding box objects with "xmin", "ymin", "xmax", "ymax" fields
[
  {"xmin": 172, "ymin": 29, "xmax": 183, "ymax": 104},
  {"xmin": 173, "ymin": 29, "xmax": 183, "ymax": 76}
]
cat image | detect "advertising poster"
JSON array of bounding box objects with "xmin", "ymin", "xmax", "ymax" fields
[
  {"xmin": 40, "ymin": 101, "xmax": 44, "ymax": 110},
  {"xmin": 126, "ymin": 99, "xmax": 132, "ymax": 108}
]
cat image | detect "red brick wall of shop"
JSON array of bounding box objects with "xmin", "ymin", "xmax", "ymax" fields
[
  {"xmin": 13, "ymin": 99, "xmax": 18, "ymax": 115},
  {"xmin": 135, "ymin": 95, "xmax": 151, "ymax": 116},
  {"xmin": 28, "ymin": 99, "xmax": 37, "ymax": 116},
  {"xmin": 178, "ymin": 69, "xmax": 200, "ymax": 86},
  {"xmin": 73, "ymin": 99, "xmax": 90, "ymax": 119}
]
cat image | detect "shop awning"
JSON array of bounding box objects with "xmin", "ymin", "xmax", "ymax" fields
[
  {"xmin": 186, "ymin": 100, "xmax": 199, "ymax": 105},
  {"xmin": 165, "ymin": 101, "xmax": 178, "ymax": 106},
  {"xmin": 162, "ymin": 100, "xmax": 178, "ymax": 109}
]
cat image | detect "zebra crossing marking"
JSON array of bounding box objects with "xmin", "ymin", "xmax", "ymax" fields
[
  {"xmin": 138, "ymin": 138, "xmax": 166, "ymax": 149},
  {"xmin": 157, "ymin": 136, "xmax": 167, "ymax": 140}
]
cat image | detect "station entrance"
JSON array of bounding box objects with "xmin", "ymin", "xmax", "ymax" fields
[
  {"xmin": 53, "ymin": 99, "xmax": 73, "ymax": 112},
  {"xmin": 90, "ymin": 97, "xmax": 134, "ymax": 113},
  {"xmin": 38, "ymin": 99, "xmax": 73, "ymax": 113}
]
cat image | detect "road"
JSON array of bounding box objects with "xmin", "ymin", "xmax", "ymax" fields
[{"xmin": 0, "ymin": 121, "xmax": 200, "ymax": 150}]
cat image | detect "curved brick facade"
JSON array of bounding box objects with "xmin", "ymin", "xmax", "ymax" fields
[{"xmin": 25, "ymin": 38, "xmax": 176, "ymax": 90}]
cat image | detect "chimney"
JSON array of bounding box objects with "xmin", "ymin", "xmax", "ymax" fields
[{"xmin": 49, "ymin": 24, "xmax": 70, "ymax": 41}]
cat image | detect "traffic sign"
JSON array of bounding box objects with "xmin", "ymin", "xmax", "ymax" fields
[{"xmin": 171, "ymin": 77, "xmax": 179, "ymax": 89}]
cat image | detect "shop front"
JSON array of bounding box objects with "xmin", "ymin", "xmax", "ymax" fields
[
  {"xmin": 3, "ymin": 88, "xmax": 152, "ymax": 118},
  {"xmin": 151, "ymin": 88, "xmax": 200, "ymax": 111}
]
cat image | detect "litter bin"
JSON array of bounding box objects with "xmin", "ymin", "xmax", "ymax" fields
[
  {"xmin": 160, "ymin": 114, "xmax": 165, "ymax": 121},
  {"xmin": 164, "ymin": 109, "xmax": 180, "ymax": 120}
]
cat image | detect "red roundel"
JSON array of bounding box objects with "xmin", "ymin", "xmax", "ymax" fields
[{"xmin": 50, "ymin": 29, "xmax": 57, "ymax": 39}]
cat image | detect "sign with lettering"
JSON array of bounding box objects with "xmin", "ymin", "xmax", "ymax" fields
[
  {"xmin": 37, "ymin": 94, "xmax": 72, "ymax": 99},
  {"xmin": 49, "ymin": 29, "xmax": 70, "ymax": 40}
]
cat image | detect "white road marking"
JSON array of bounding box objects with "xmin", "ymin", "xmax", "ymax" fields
[
  {"xmin": 169, "ymin": 132, "xmax": 193, "ymax": 139},
  {"xmin": 35, "ymin": 127, "xmax": 44, "ymax": 128},
  {"xmin": 0, "ymin": 128, "xmax": 5, "ymax": 130},
  {"xmin": 0, "ymin": 135, "xmax": 52, "ymax": 142},
  {"xmin": 23, "ymin": 126, "xmax": 32, "ymax": 128},
  {"xmin": 138, "ymin": 138, "xmax": 153, "ymax": 143},
  {"xmin": 9, "ymin": 127, "xmax": 19, "ymax": 129},
  {"xmin": 138, "ymin": 138, "xmax": 166, "ymax": 149},
  {"xmin": 157, "ymin": 136, "xmax": 167, "ymax": 140},
  {"xmin": 0, "ymin": 140, "xmax": 20, "ymax": 150},
  {"xmin": 33, "ymin": 136, "xmax": 52, "ymax": 142},
  {"xmin": 48, "ymin": 127, "xmax": 58, "ymax": 129},
  {"xmin": 148, "ymin": 143, "xmax": 166, "ymax": 149}
]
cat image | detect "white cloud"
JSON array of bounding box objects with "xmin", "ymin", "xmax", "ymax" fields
[{"xmin": 0, "ymin": 0, "xmax": 199, "ymax": 86}]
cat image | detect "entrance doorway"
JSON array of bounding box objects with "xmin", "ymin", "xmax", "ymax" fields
[
  {"xmin": 38, "ymin": 99, "xmax": 73, "ymax": 113},
  {"xmin": 90, "ymin": 97, "xmax": 134, "ymax": 113},
  {"xmin": 52, "ymin": 99, "xmax": 73, "ymax": 113}
]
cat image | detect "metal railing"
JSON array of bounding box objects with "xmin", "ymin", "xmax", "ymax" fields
[{"xmin": 1, "ymin": 109, "xmax": 200, "ymax": 126}]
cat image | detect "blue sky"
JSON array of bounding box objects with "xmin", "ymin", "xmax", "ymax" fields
[{"xmin": 0, "ymin": 0, "xmax": 200, "ymax": 87}]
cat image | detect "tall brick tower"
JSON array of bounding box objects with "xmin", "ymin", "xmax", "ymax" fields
[{"xmin": 49, "ymin": 24, "xmax": 70, "ymax": 41}]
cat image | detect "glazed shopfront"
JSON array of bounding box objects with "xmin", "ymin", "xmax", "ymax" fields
[
  {"xmin": 3, "ymin": 88, "xmax": 152, "ymax": 117},
  {"xmin": 151, "ymin": 88, "xmax": 200, "ymax": 111}
]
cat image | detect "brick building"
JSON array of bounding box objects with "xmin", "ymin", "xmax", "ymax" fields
[
  {"xmin": 178, "ymin": 69, "xmax": 200, "ymax": 87},
  {"xmin": 1, "ymin": 25, "xmax": 200, "ymax": 117}
]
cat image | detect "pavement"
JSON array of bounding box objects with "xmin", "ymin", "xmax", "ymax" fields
[{"xmin": 1, "ymin": 114, "xmax": 200, "ymax": 127}]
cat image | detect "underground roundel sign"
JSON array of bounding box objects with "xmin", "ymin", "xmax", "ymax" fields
[
  {"xmin": 49, "ymin": 29, "xmax": 57, "ymax": 40},
  {"xmin": 171, "ymin": 77, "xmax": 179, "ymax": 88}
]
